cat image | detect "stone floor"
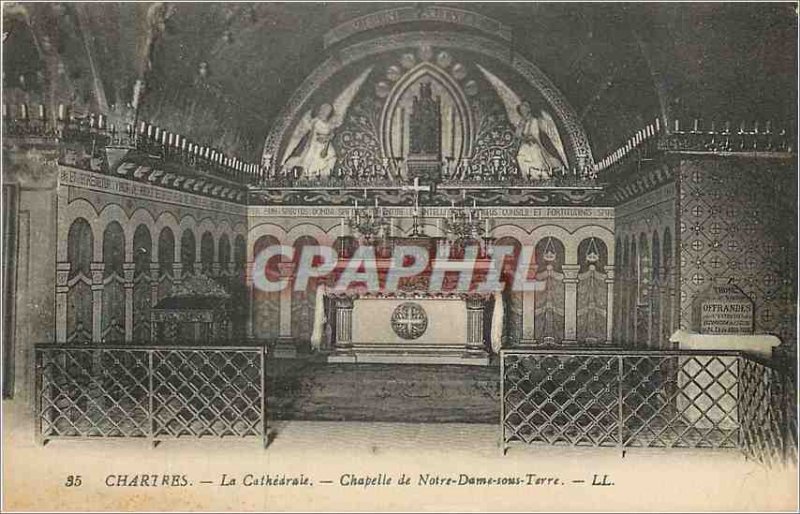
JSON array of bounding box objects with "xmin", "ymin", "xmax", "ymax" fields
[{"xmin": 3, "ymin": 399, "xmax": 797, "ymax": 512}]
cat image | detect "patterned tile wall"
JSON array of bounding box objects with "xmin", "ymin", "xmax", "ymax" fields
[{"xmin": 678, "ymin": 157, "xmax": 797, "ymax": 359}]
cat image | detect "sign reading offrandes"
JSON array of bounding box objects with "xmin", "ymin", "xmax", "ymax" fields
[{"xmin": 692, "ymin": 281, "xmax": 755, "ymax": 335}]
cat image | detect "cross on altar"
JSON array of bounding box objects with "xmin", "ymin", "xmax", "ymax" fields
[{"xmin": 401, "ymin": 177, "xmax": 431, "ymax": 215}]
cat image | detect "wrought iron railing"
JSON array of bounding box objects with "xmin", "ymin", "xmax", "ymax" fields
[
  {"xmin": 500, "ymin": 349, "xmax": 796, "ymax": 466},
  {"xmin": 35, "ymin": 344, "xmax": 268, "ymax": 447}
]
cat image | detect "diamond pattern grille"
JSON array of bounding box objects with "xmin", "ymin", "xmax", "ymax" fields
[
  {"xmin": 502, "ymin": 350, "xmax": 795, "ymax": 465},
  {"xmin": 36, "ymin": 345, "xmax": 266, "ymax": 445}
]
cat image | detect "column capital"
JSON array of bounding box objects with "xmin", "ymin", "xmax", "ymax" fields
[{"xmin": 562, "ymin": 264, "xmax": 580, "ymax": 280}]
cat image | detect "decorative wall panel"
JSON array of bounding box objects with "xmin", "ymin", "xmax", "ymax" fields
[{"xmin": 678, "ymin": 157, "xmax": 796, "ymax": 357}]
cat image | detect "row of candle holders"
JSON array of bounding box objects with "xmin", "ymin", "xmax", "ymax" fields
[{"xmin": 3, "ymin": 103, "xmax": 263, "ymax": 186}]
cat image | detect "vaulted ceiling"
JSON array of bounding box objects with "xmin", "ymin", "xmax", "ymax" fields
[{"xmin": 4, "ymin": 2, "xmax": 796, "ymax": 162}]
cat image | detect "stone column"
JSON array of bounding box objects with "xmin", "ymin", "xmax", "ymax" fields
[
  {"xmin": 334, "ymin": 296, "xmax": 354, "ymax": 354},
  {"xmin": 604, "ymin": 266, "xmax": 615, "ymax": 343},
  {"xmin": 123, "ymin": 263, "xmax": 135, "ymax": 342},
  {"xmin": 465, "ymin": 296, "xmax": 486, "ymax": 356},
  {"xmin": 90, "ymin": 262, "xmax": 105, "ymax": 343},
  {"xmin": 55, "ymin": 262, "xmax": 70, "ymax": 343},
  {"xmin": 562, "ymin": 264, "xmax": 580, "ymax": 344}
]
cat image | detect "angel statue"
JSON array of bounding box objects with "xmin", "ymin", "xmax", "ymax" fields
[
  {"xmin": 478, "ymin": 65, "xmax": 569, "ymax": 180},
  {"xmin": 282, "ymin": 67, "xmax": 372, "ymax": 179}
]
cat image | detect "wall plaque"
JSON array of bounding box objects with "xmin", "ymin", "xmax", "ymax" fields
[{"xmin": 692, "ymin": 281, "xmax": 755, "ymax": 335}]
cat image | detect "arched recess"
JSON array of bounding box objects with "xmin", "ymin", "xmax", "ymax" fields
[
  {"xmin": 133, "ymin": 225, "xmax": 153, "ymax": 341},
  {"xmin": 662, "ymin": 227, "xmax": 674, "ymax": 343},
  {"xmin": 153, "ymin": 212, "xmax": 181, "ymax": 262},
  {"xmin": 102, "ymin": 222, "xmax": 126, "ymax": 342},
  {"xmin": 650, "ymin": 230, "xmax": 662, "ymax": 348},
  {"xmin": 533, "ymin": 236, "xmax": 566, "ymax": 344},
  {"xmin": 248, "ymin": 223, "xmax": 288, "ymax": 258},
  {"xmin": 234, "ymin": 235, "xmax": 247, "ymax": 271},
  {"xmin": 380, "ymin": 62, "xmax": 474, "ymax": 162},
  {"xmin": 291, "ymin": 236, "xmax": 320, "ymax": 343},
  {"xmin": 66, "ymin": 218, "xmax": 93, "ymax": 342},
  {"xmin": 530, "ymin": 225, "xmax": 575, "ymax": 265},
  {"xmin": 181, "ymin": 229, "xmax": 197, "ymax": 276},
  {"xmin": 252, "ymin": 235, "xmax": 282, "ymax": 340},
  {"xmin": 98, "ymin": 204, "xmax": 131, "ymax": 263},
  {"xmin": 218, "ymin": 234, "xmax": 231, "ymax": 272},
  {"xmin": 157, "ymin": 227, "xmax": 176, "ymax": 300},
  {"xmin": 200, "ymin": 231, "xmax": 215, "ymax": 274},
  {"xmin": 577, "ymin": 237, "xmax": 609, "ymax": 344},
  {"xmin": 494, "ymin": 236, "xmax": 523, "ymax": 345}
]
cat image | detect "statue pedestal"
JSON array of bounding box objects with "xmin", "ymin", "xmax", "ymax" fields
[
  {"xmin": 669, "ymin": 330, "xmax": 782, "ymax": 429},
  {"xmin": 406, "ymin": 154, "xmax": 440, "ymax": 182}
]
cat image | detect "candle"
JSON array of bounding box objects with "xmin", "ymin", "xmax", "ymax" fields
[
  {"xmin": 58, "ymin": 104, "xmax": 67, "ymax": 121},
  {"xmin": 655, "ymin": 117, "xmax": 660, "ymax": 132},
  {"xmin": 484, "ymin": 218, "xmax": 489, "ymax": 235},
  {"xmin": 19, "ymin": 104, "xmax": 28, "ymax": 120},
  {"xmin": 390, "ymin": 219, "xmax": 395, "ymax": 238},
  {"xmin": 355, "ymin": 200, "xmax": 359, "ymax": 210},
  {"xmin": 436, "ymin": 218, "xmax": 441, "ymax": 233},
  {"xmin": 375, "ymin": 198, "xmax": 378, "ymax": 208},
  {"xmin": 340, "ymin": 218, "xmax": 344, "ymax": 237},
  {"xmin": 693, "ymin": 119, "xmax": 699, "ymax": 132},
  {"xmin": 674, "ymin": 119, "xmax": 680, "ymax": 132},
  {"xmin": 472, "ymin": 198, "xmax": 476, "ymax": 208},
  {"xmin": 98, "ymin": 114, "xmax": 105, "ymax": 130},
  {"xmin": 38, "ymin": 104, "xmax": 46, "ymax": 120},
  {"xmin": 451, "ymin": 199, "xmax": 455, "ymax": 208}
]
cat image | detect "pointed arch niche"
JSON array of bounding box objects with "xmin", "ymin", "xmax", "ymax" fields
[{"xmin": 379, "ymin": 62, "xmax": 474, "ymax": 163}]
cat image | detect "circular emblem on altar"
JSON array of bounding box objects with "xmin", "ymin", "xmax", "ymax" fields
[{"xmin": 390, "ymin": 302, "xmax": 428, "ymax": 340}]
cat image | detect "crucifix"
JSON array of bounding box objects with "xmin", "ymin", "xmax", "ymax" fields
[{"xmin": 401, "ymin": 177, "xmax": 431, "ymax": 236}]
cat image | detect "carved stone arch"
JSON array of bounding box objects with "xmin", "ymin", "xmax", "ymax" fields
[
  {"xmin": 491, "ymin": 224, "xmax": 532, "ymax": 247},
  {"xmin": 379, "ymin": 62, "xmax": 474, "ymax": 161},
  {"xmin": 197, "ymin": 217, "xmax": 218, "ymax": 245},
  {"xmin": 529, "ymin": 225, "xmax": 574, "ymax": 264},
  {"xmin": 662, "ymin": 227, "xmax": 673, "ymax": 275},
  {"xmin": 651, "ymin": 230, "xmax": 661, "ymax": 280},
  {"xmin": 67, "ymin": 218, "xmax": 94, "ymax": 277},
  {"xmin": 60, "ymin": 199, "xmax": 101, "ymax": 262},
  {"xmin": 132, "ymin": 224, "xmax": 153, "ymax": 269},
  {"xmin": 200, "ymin": 231, "xmax": 216, "ymax": 271},
  {"xmin": 98, "ymin": 204, "xmax": 132, "ymax": 262},
  {"xmin": 247, "ymin": 223, "xmax": 288, "ymax": 259},
  {"xmin": 129, "ymin": 209, "xmax": 157, "ymax": 263},
  {"xmin": 218, "ymin": 233, "xmax": 232, "ymax": 265},
  {"xmin": 286, "ymin": 223, "xmax": 334, "ymax": 247},
  {"xmin": 152, "ymin": 213, "xmax": 179, "ymax": 262},
  {"xmin": 177, "ymin": 215, "xmax": 199, "ymax": 262},
  {"xmin": 571, "ymin": 225, "xmax": 615, "ymax": 264},
  {"xmin": 263, "ymin": 31, "xmax": 594, "ymax": 170}
]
